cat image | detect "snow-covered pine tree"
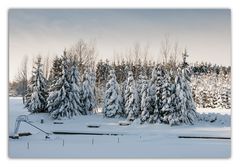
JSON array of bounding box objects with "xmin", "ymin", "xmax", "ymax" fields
[
  {"xmin": 211, "ymin": 74, "xmax": 221, "ymax": 108},
  {"xmin": 103, "ymin": 70, "xmax": 123, "ymax": 117},
  {"xmin": 124, "ymin": 71, "xmax": 139, "ymax": 121},
  {"xmin": 24, "ymin": 79, "xmax": 33, "ymax": 108},
  {"xmin": 95, "ymin": 60, "xmax": 107, "ymax": 107},
  {"xmin": 170, "ymin": 67, "xmax": 197, "ymax": 125},
  {"xmin": 48, "ymin": 56, "xmax": 62, "ymax": 88},
  {"xmin": 152, "ymin": 67, "xmax": 171, "ymax": 123},
  {"xmin": 89, "ymin": 69, "xmax": 97, "ymax": 111},
  {"xmin": 96, "ymin": 59, "xmax": 111, "ymax": 87},
  {"xmin": 47, "ymin": 52, "xmax": 74, "ymax": 119},
  {"xmin": 141, "ymin": 67, "xmax": 157, "ymax": 123},
  {"xmin": 25, "ymin": 57, "xmax": 48, "ymax": 113},
  {"xmin": 120, "ymin": 80, "xmax": 127, "ymax": 115},
  {"xmin": 201, "ymin": 86, "xmax": 209, "ymax": 108},
  {"xmin": 190, "ymin": 76, "xmax": 203, "ymax": 108},
  {"xmin": 69, "ymin": 61, "xmax": 86, "ymax": 115},
  {"xmin": 212, "ymin": 88, "xmax": 221, "ymax": 108},
  {"xmin": 225, "ymin": 89, "xmax": 231, "ymax": 109},
  {"xmin": 139, "ymin": 76, "xmax": 150, "ymax": 123},
  {"xmin": 82, "ymin": 69, "xmax": 97, "ymax": 114},
  {"xmin": 221, "ymin": 87, "xmax": 230, "ymax": 109},
  {"xmin": 164, "ymin": 71, "xmax": 175, "ymax": 121},
  {"xmin": 181, "ymin": 68, "xmax": 197, "ymax": 123},
  {"xmin": 136, "ymin": 71, "xmax": 144, "ymax": 97},
  {"xmin": 160, "ymin": 70, "xmax": 176, "ymax": 124},
  {"xmin": 139, "ymin": 74, "xmax": 148, "ymax": 108},
  {"xmin": 136, "ymin": 70, "xmax": 146, "ymax": 111}
]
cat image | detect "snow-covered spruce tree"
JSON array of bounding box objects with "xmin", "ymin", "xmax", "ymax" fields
[
  {"xmin": 48, "ymin": 56, "xmax": 62, "ymax": 88},
  {"xmin": 221, "ymin": 87, "xmax": 231, "ymax": 109},
  {"xmin": 120, "ymin": 79, "xmax": 127, "ymax": 115},
  {"xmin": 124, "ymin": 71, "xmax": 139, "ymax": 121},
  {"xmin": 182, "ymin": 68, "xmax": 197, "ymax": 122},
  {"xmin": 139, "ymin": 74, "xmax": 148, "ymax": 110},
  {"xmin": 190, "ymin": 76, "xmax": 204, "ymax": 108},
  {"xmin": 25, "ymin": 57, "xmax": 48, "ymax": 113},
  {"xmin": 200, "ymin": 88, "xmax": 208, "ymax": 108},
  {"xmin": 47, "ymin": 53, "xmax": 75, "ymax": 119},
  {"xmin": 190, "ymin": 63, "xmax": 231, "ymax": 109},
  {"xmin": 160, "ymin": 70, "xmax": 176, "ymax": 124},
  {"xmin": 212, "ymin": 88, "xmax": 221, "ymax": 108},
  {"xmin": 89, "ymin": 69, "xmax": 97, "ymax": 111},
  {"xmin": 226, "ymin": 89, "xmax": 231, "ymax": 109},
  {"xmin": 141, "ymin": 67, "xmax": 157, "ymax": 123},
  {"xmin": 136, "ymin": 70, "xmax": 147, "ymax": 109},
  {"xmin": 164, "ymin": 50, "xmax": 197, "ymax": 125},
  {"xmin": 24, "ymin": 74, "xmax": 35, "ymax": 108},
  {"xmin": 96, "ymin": 59, "xmax": 111, "ymax": 87},
  {"xmin": 152, "ymin": 67, "xmax": 172, "ymax": 123},
  {"xmin": 69, "ymin": 61, "xmax": 87, "ymax": 115},
  {"xmin": 169, "ymin": 68, "xmax": 197, "ymax": 125},
  {"xmin": 139, "ymin": 76, "xmax": 150, "ymax": 123},
  {"xmin": 103, "ymin": 70, "xmax": 123, "ymax": 117},
  {"xmin": 82, "ymin": 69, "xmax": 97, "ymax": 114}
]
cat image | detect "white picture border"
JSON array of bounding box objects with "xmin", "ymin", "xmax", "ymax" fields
[{"xmin": 1, "ymin": 0, "xmax": 239, "ymax": 167}]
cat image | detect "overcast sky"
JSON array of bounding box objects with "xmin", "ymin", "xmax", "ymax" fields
[{"xmin": 9, "ymin": 9, "xmax": 231, "ymax": 81}]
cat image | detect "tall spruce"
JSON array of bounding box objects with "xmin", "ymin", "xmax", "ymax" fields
[
  {"xmin": 69, "ymin": 61, "xmax": 86, "ymax": 115},
  {"xmin": 48, "ymin": 56, "xmax": 62, "ymax": 88},
  {"xmin": 25, "ymin": 57, "xmax": 48, "ymax": 113},
  {"xmin": 153, "ymin": 67, "xmax": 169, "ymax": 123},
  {"xmin": 139, "ymin": 75, "xmax": 150, "ymax": 123},
  {"xmin": 124, "ymin": 71, "xmax": 139, "ymax": 121},
  {"xmin": 103, "ymin": 70, "xmax": 123, "ymax": 117},
  {"xmin": 170, "ymin": 68, "xmax": 197, "ymax": 125},
  {"xmin": 141, "ymin": 67, "xmax": 157, "ymax": 123},
  {"xmin": 136, "ymin": 70, "xmax": 146, "ymax": 110},
  {"xmin": 82, "ymin": 69, "xmax": 96, "ymax": 114},
  {"xmin": 47, "ymin": 52, "xmax": 74, "ymax": 119}
]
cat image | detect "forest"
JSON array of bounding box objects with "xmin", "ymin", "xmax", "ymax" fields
[{"xmin": 9, "ymin": 40, "xmax": 231, "ymax": 126}]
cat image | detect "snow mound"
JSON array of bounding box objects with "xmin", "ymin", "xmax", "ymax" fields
[
  {"xmin": 131, "ymin": 118, "xmax": 141, "ymax": 126},
  {"xmin": 118, "ymin": 120, "xmax": 131, "ymax": 126},
  {"xmin": 197, "ymin": 113, "xmax": 231, "ymax": 126},
  {"xmin": 86, "ymin": 123, "xmax": 101, "ymax": 128}
]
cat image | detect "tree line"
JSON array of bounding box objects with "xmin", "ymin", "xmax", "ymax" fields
[
  {"xmin": 95, "ymin": 58, "xmax": 231, "ymax": 109},
  {"xmin": 21, "ymin": 45, "xmax": 201, "ymax": 126},
  {"xmin": 9, "ymin": 39, "xmax": 231, "ymax": 126}
]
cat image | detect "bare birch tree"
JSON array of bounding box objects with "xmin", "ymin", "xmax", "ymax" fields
[
  {"xmin": 43, "ymin": 56, "xmax": 50, "ymax": 79},
  {"xmin": 15, "ymin": 55, "xmax": 28, "ymax": 103},
  {"xmin": 161, "ymin": 34, "xmax": 171, "ymax": 64},
  {"xmin": 70, "ymin": 39, "xmax": 97, "ymax": 74}
]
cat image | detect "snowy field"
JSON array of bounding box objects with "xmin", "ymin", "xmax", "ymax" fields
[{"xmin": 8, "ymin": 97, "xmax": 231, "ymax": 158}]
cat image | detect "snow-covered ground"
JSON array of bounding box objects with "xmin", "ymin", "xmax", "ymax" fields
[{"xmin": 8, "ymin": 97, "xmax": 231, "ymax": 158}]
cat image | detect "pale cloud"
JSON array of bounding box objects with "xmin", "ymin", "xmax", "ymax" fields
[{"xmin": 9, "ymin": 9, "xmax": 231, "ymax": 81}]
